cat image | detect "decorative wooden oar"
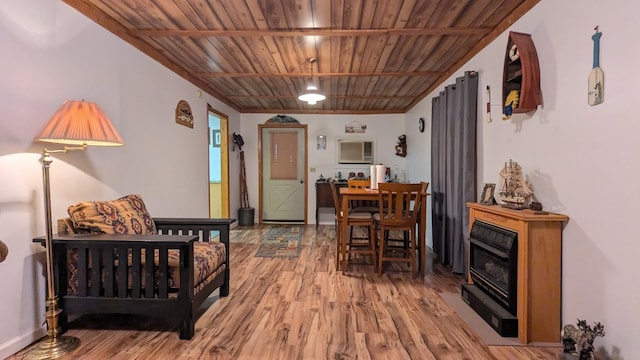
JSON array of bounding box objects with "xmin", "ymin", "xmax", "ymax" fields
[
  {"xmin": 486, "ymin": 85, "xmax": 493, "ymax": 123},
  {"xmin": 588, "ymin": 26, "xmax": 604, "ymax": 105}
]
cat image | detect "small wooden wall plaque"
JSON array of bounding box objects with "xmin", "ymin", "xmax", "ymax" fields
[{"xmin": 175, "ymin": 100, "xmax": 194, "ymax": 128}]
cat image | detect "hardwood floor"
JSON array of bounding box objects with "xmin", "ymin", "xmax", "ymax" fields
[{"xmin": 11, "ymin": 225, "xmax": 561, "ymax": 359}]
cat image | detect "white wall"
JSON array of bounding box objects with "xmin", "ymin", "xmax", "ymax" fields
[
  {"xmin": 0, "ymin": 1, "xmax": 240, "ymax": 357},
  {"xmin": 240, "ymin": 113, "xmax": 407, "ymax": 225},
  {"xmin": 406, "ymin": 0, "xmax": 640, "ymax": 357}
]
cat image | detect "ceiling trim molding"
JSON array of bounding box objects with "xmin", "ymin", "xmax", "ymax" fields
[
  {"xmin": 135, "ymin": 27, "xmax": 493, "ymax": 38},
  {"xmin": 197, "ymin": 71, "xmax": 444, "ymax": 78},
  {"xmin": 227, "ymin": 95, "xmax": 416, "ymax": 100}
]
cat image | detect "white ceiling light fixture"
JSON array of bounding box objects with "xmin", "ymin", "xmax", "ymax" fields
[{"xmin": 298, "ymin": 57, "xmax": 326, "ymax": 105}]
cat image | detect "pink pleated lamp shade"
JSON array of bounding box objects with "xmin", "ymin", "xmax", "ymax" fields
[{"xmin": 35, "ymin": 100, "xmax": 124, "ymax": 147}]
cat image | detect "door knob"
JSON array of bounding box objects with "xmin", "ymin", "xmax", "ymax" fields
[{"xmin": 300, "ymin": 180, "xmax": 304, "ymax": 184}]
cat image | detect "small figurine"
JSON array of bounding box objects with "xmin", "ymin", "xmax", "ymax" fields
[
  {"xmin": 562, "ymin": 319, "xmax": 605, "ymax": 360},
  {"xmin": 529, "ymin": 201, "xmax": 543, "ymax": 211},
  {"xmin": 502, "ymin": 90, "xmax": 520, "ymax": 120},
  {"xmin": 395, "ymin": 135, "xmax": 407, "ymax": 157}
]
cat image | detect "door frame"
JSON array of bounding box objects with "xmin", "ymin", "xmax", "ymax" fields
[
  {"xmin": 258, "ymin": 123, "xmax": 308, "ymax": 224},
  {"xmin": 207, "ymin": 104, "xmax": 229, "ymax": 218}
]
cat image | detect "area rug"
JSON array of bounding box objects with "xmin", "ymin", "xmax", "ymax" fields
[
  {"xmin": 255, "ymin": 226, "xmax": 303, "ymax": 258},
  {"xmin": 439, "ymin": 292, "xmax": 562, "ymax": 347}
]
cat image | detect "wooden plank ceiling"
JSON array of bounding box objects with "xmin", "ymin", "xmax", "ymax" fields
[{"xmin": 64, "ymin": 0, "xmax": 540, "ymax": 114}]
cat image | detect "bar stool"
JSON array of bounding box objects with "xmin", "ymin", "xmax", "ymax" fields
[
  {"xmin": 347, "ymin": 179, "xmax": 378, "ymax": 214},
  {"xmin": 346, "ymin": 179, "xmax": 379, "ymax": 250},
  {"xmin": 374, "ymin": 182, "xmax": 423, "ymax": 276},
  {"xmin": 330, "ymin": 181, "xmax": 376, "ymax": 271}
]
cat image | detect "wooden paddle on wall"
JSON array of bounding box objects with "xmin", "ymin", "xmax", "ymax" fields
[{"xmin": 588, "ymin": 26, "xmax": 604, "ymax": 105}]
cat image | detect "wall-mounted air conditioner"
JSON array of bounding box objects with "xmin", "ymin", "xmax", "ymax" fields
[{"xmin": 337, "ymin": 140, "xmax": 374, "ymax": 164}]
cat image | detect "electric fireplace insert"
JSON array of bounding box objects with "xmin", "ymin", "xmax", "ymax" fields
[{"xmin": 462, "ymin": 220, "xmax": 518, "ymax": 337}]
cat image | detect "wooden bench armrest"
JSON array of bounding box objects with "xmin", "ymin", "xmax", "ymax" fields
[
  {"xmin": 153, "ymin": 217, "xmax": 236, "ymax": 227},
  {"xmin": 33, "ymin": 233, "xmax": 198, "ymax": 246},
  {"xmin": 153, "ymin": 218, "xmax": 235, "ymax": 243}
]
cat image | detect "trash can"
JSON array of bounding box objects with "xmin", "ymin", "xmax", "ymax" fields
[{"xmin": 238, "ymin": 207, "xmax": 255, "ymax": 226}]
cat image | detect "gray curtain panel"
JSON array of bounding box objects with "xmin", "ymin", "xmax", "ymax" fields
[{"xmin": 431, "ymin": 71, "xmax": 478, "ymax": 275}]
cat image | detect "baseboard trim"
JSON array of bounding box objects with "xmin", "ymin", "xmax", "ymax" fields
[{"xmin": 0, "ymin": 327, "xmax": 46, "ymax": 359}]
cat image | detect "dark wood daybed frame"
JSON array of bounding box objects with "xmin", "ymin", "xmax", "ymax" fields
[{"xmin": 34, "ymin": 217, "xmax": 235, "ymax": 340}]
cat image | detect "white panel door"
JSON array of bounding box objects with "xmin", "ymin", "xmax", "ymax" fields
[{"xmin": 261, "ymin": 126, "xmax": 306, "ymax": 222}]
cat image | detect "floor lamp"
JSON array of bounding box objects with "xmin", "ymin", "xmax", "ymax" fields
[{"xmin": 24, "ymin": 100, "xmax": 124, "ymax": 359}]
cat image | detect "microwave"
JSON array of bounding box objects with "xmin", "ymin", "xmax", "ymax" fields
[{"xmin": 337, "ymin": 140, "xmax": 374, "ymax": 164}]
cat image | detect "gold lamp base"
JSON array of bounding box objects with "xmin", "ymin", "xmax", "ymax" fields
[{"xmin": 23, "ymin": 335, "xmax": 80, "ymax": 360}]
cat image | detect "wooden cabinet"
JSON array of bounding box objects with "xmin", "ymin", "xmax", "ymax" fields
[
  {"xmin": 315, "ymin": 182, "xmax": 346, "ymax": 226},
  {"xmin": 467, "ymin": 203, "xmax": 568, "ymax": 344},
  {"xmin": 502, "ymin": 31, "xmax": 542, "ymax": 115}
]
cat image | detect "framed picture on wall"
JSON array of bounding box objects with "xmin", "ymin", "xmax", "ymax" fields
[
  {"xmin": 212, "ymin": 130, "xmax": 221, "ymax": 147},
  {"xmin": 480, "ymin": 183, "xmax": 496, "ymax": 205}
]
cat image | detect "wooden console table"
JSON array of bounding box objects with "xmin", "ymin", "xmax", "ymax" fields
[{"xmin": 467, "ymin": 203, "xmax": 568, "ymax": 344}]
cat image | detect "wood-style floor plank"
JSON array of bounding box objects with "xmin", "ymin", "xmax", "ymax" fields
[{"xmin": 10, "ymin": 225, "xmax": 561, "ymax": 359}]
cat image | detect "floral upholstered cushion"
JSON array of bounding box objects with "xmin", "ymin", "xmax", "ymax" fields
[
  {"xmin": 67, "ymin": 194, "xmax": 157, "ymax": 234},
  {"xmin": 65, "ymin": 241, "xmax": 227, "ymax": 296},
  {"xmin": 57, "ymin": 218, "xmax": 91, "ymax": 234},
  {"xmin": 132, "ymin": 242, "xmax": 227, "ymax": 290}
]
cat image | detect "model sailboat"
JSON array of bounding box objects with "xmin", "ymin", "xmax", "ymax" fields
[{"xmin": 498, "ymin": 159, "xmax": 533, "ymax": 209}]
